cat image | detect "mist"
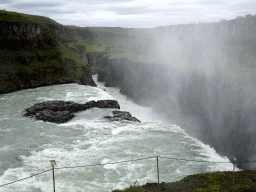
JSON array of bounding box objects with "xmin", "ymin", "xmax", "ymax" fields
[
  {"xmin": 82, "ymin": 17, "xmax": 256, "ymax": 169},
  {"xmin": 138, "ymin": 18, "xmax": 256, "ymax": 169}
]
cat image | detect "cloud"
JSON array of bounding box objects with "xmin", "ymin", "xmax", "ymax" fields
[
  {"xmin": 9, "ymin": 0, "xmax": 63, "ymax": 9},
  {"xmin": 37, "ymin": 8, "xmax": 77, "ymax": 15},
  {"xmin": 194, "ymin": 0, "xmax": 224, "ymax": 5},
  {"xmin": 1, "ymin": 0, "xmax": 256, "ymax": 28},
  {"xmin": 230, "ymin": 1, "xmax": 256, "ymax": 15},
  {"xmin": 112, "ymin": 5, "xmax": 153, "ymax": 15},
  {"xmin": 81, "ymin": 0, "xmax": 134, "ymax": 4},
  {"xmin": 0, "ymin": 0, "xmax": 15, "ymax": 5},
  {"xmin": 110, "ymin": 1, "xmax": 204, "ymax": 18}
]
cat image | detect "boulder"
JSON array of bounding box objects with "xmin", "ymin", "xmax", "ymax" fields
[
  {"xmin": 104, "ymin": 110, "xmax": 141, "ymax": 122},
  {"xmin": 23, "ymin": 100, "xmax": 120, "ymax": 123},
  {"xmin": 33, "ymin": 110, "xmax": 75, "ymax": 123}
]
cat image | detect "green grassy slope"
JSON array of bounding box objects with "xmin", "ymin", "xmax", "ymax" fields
[
  {"xmin": 69, "ymin": 26, "xmax": 158, "ymax": 63},
  {"xmin": 0, "ymin": 10, "xmax": 94, "ymax": 94},
  {"xmin": 113, "ymin": 170, "xmax": 256, "ymax": 192}
]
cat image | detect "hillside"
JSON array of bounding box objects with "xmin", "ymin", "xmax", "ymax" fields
[{"xmin": 0, "ymin": 10, "xmax": 95, "ymax": 94}]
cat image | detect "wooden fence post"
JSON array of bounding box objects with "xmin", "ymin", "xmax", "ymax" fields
[
  {"xmin": 157, "ymin": 156, "xmax": 159, "ymax": 191},
  {"xmin": 50, "ymin": 160, "xmax": 56, "ymax": 192},
  {"xmin": 233, "ymin": 161, "xmax": 236, "ymax": 192},
  {"xmin": 52, "ymin": 165, "xmax": 55, "ymax": 192}
]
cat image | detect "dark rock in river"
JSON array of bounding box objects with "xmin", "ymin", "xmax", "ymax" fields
[
  {"xmin": 24, "ymin": 100, "xmax": 120, "ymax": 123},
  {"xmin": 32, "ymin": 110, "xmax": 75, "ymax": 124},
  {"xmin": 104, "ymin": 110, "xmax": 141, "ymax": 122}
]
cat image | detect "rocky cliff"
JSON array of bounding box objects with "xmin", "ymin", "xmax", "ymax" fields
[{"xmin": 0, "ymin": 10, "xmax": 95, "ymax": 94}]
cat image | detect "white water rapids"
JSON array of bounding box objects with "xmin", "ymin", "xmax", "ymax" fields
[{"xmin": 0, "ymin": 75, "xmax": 234, "ymax": 191}]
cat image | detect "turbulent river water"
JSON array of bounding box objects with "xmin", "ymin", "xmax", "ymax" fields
[{"xmin": 0, "ymin": 75, "xmax": 234, "ymax": 192}]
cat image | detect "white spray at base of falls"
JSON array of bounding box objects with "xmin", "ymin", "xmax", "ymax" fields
[{"xmin": 0, "ymin": 76, "xmax": 233, "ymax": 192}]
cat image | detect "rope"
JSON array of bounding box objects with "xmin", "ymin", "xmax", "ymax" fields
[
  {"xmin": 159, "ymin": 156, "xmax": 256, "ymax": 164},
  {"xmin": 233, "ymin": 160, "xmax": 256, "ymax": 164},
  {"xmin": 159, "ymin": 156, "xmax": 232, "ymax": 163},
  {"xmin": 55, "ymin": 156, "xmax": 157, "ymax": 170},
  {"xmin": 0, "ymin": 157, "xmax": 156, "ymax": 187},
  {"xmin": 1, "ymin": 156, "xmax": 256, "ymax": 188},
  {"xmin": 0, "ymin": 168, "xmax": 52, "ymax": 188}
]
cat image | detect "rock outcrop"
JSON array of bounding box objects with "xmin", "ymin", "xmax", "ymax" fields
[
  {"xmin": 23, "ymin": 100, "xmax": 120, "ymax": 123},
  {"xmin": 0, "ymin": 10, "xmax": 96, "ymax": 94},
  {"xmin": 104, "ymin": 110, "xmax": 141, "ymax": 122}
]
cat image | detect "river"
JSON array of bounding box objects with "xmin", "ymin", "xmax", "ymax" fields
[{"xmin": 0, "ymin": 75, "xmax": 233, "ymax": 191}]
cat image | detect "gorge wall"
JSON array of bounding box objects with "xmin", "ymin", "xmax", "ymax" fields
[
  {"xmin": 90, "ymin": 16, "xmax": 256, "ymax": 169},
  {"xmin": 0, "ymin": 10, "xmax": 95, "ymax": 94}
]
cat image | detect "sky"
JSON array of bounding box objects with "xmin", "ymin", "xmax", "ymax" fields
[{"xmin": 1, "ymin": 0, "xmax": 256, "ymax": 28}]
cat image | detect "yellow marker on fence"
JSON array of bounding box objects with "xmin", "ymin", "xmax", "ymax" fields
[{"xmin": 50, "ymin": 160, "xmax": 56, "ymax": 166}]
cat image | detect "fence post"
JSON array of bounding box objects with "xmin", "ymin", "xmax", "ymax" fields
[
  {"xmin": 232, "ymin": 158, "xmax": 236, "ymax": 192},
  {"xmin": 157, "ymin": 156, "xmax": 159, "ymax": 191},
  {"xmin": 52, "ymin": 165, "xmax": 55, "ymax": 192},
  {"xmin": 50, "ymin": 160, "xmax": 56, "ymax": 192}
]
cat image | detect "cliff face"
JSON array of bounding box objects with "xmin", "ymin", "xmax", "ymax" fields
[{"xmin": 0, "ymin": 10, "xmax": 95, "ymax": 94}]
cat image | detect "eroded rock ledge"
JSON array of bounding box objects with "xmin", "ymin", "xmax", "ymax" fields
[{"xmin": 23, "ymin": 100, "xmax": 140, "ymax": 123}]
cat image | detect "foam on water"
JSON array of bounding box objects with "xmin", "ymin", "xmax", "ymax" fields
[
  {"xmin": 35, "ymin": 83, "xmax": 114, "ymax": 104},
  {"xmin": 0, "ymin": 80, "xmax": 235, "ymax": 191}
]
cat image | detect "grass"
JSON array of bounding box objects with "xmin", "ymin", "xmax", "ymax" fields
[
  {"xmin": 113, "ymin": 187, "xmax": 150, "ymax": 192},
  {"xmin": 113, "ymin": 181, "xmax": 151, "ymax": 192},
  {"xmin": 114, "ymin": 171, "xmax": 256, "ymax": 192},
  {"xmin": 0, "ymin": 9, "xmax": 61, "ymax": 28},
  {"xmin": 107, "ymin": 52, "xmax": 161, "ymax": 63},
  {"xmin": 85, "ymin": 43, "xmax": 106, "ymax": 53},
  {"xmin": 0, "ymin": 10, "xmax": 90, "ymax": 93},
  {"xmin": 13, "ymin": 42, "xmax": 87, "ymax": 79},
  {"xmin": 85, "ymin": 27, "xmax": 134, "ymax": 35},
  {"xmin": 68, "ymin": 26, "xmax": 150, "ymax": 57},
  {"xmin": 68, "ymin": 36, "xmax": 107, "ymax": 53},
  {"xmin": 0, "ymin": 10, "xmax": 35, "ymax": 23}
]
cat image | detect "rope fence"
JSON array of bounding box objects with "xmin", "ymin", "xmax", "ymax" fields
[
  {"xmin": 0, "ymin": 156, "xmax": 256, "ymax": 190},
  {"xmin": 0, "ymin": 168, "xmax": 52, "ymax": 188}
]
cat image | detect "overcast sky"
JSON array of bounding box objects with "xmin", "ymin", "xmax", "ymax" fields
[{"xmin": 1, "ymin": 0, "xmax": 255, "ymax": 28}]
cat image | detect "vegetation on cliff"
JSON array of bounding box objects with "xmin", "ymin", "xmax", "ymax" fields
[
  {"xmin": 0, "ymin": 10, "xmax": 95, "ymax": 94},
  {"xmin": 113, "ymin": 170, "xmax": 256, "ymax": 192},
  {"xmin": 69, "ymin": 26, "xmax": 156, "ymax": 62}
]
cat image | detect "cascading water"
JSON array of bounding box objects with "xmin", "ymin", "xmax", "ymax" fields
[{"xmin": 0, "ymin": 75, "xmax": 234, "ymax": 191}]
